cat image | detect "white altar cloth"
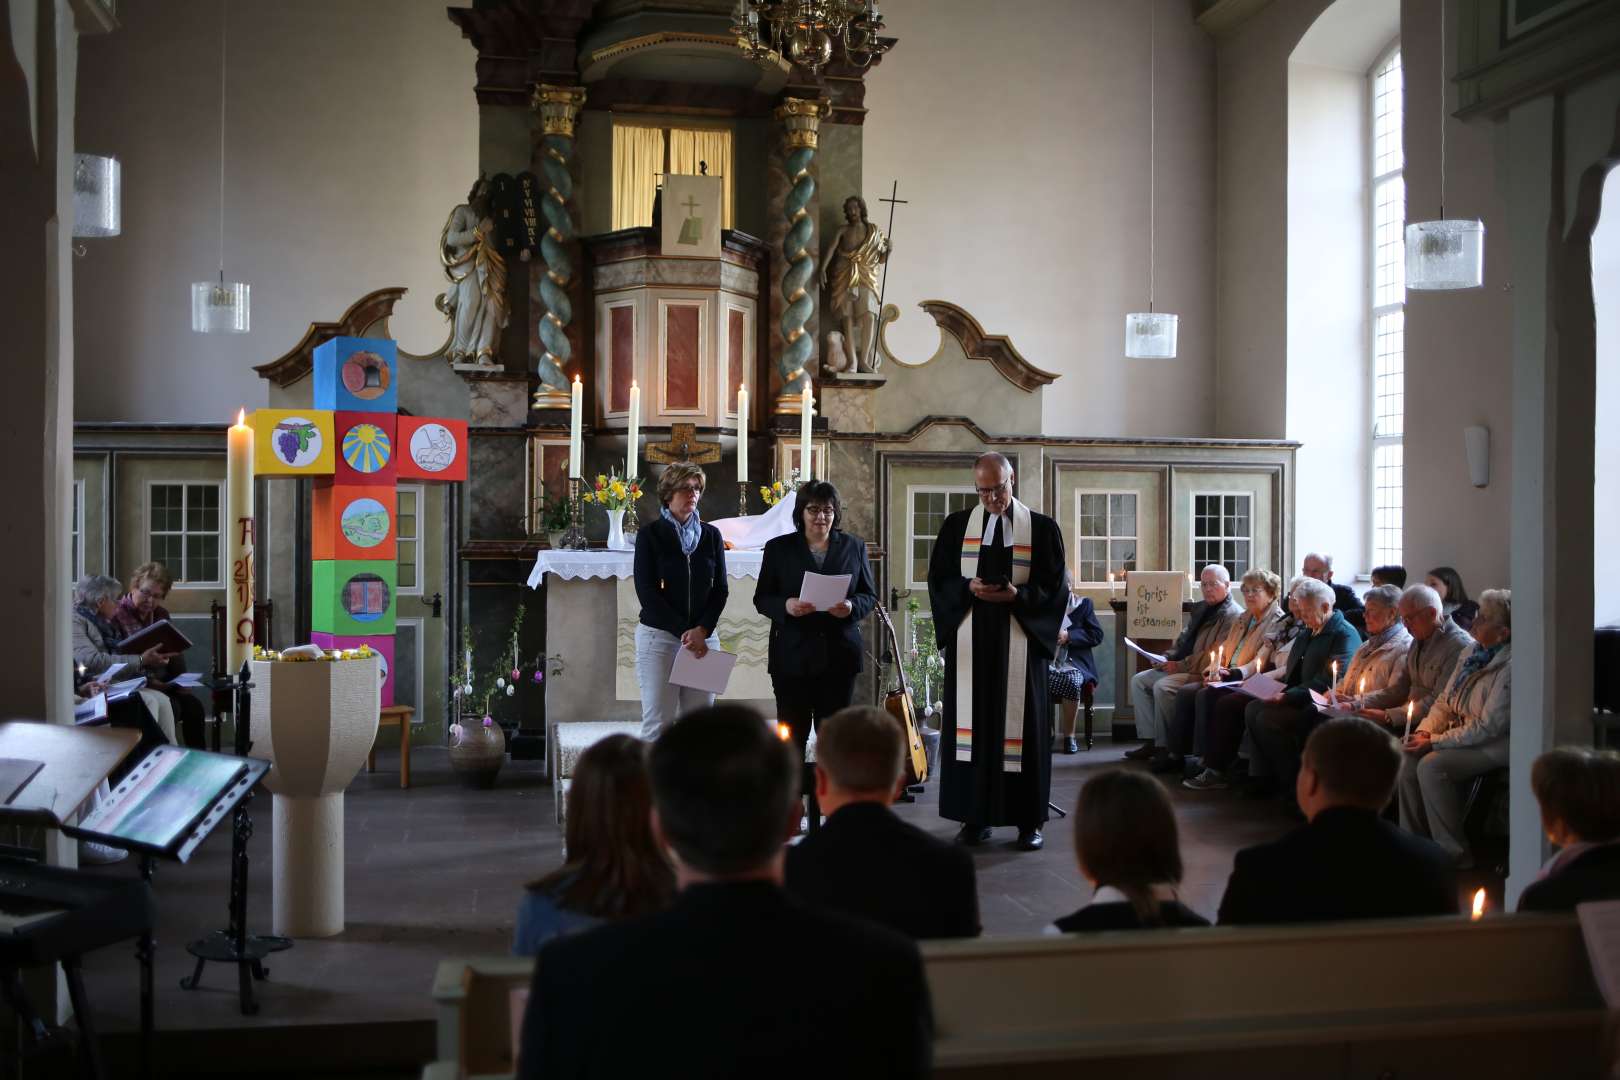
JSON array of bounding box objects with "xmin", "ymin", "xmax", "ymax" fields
[{"xmin": 527, "ymin": 548, "xmax": 765, "ymax": 588}]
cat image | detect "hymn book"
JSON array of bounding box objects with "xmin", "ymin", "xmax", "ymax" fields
[{"xmin": 115, "ymin": 619, "xmax": 193, "ymax": 656}]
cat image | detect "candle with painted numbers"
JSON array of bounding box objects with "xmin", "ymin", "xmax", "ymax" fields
[
  {"xmin": 736, "ymin": 385, "xmax": 749, "ymax": 482},
  {"xmin": 569, "ymin": 375, "xmax": 583, "ymax": 478},
  {"xmin": 626, "ymin": 380, "xmax": 640, "ymax": 482},
  {"xmin": 226, "ymin": 409, "xmax": 255, "ymax": 674},
  {"xmin": 799, "ymin": 384, "xmax": 813, "ymax": 481}
]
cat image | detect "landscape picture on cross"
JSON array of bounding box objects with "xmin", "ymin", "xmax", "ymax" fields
[
  {"xmin": 274, "ymin": 417, "xmax": 322, "ymax": 467},
  {"xmin": 339, "ymin": 497, "xmax": 390, "ymax": 548}
]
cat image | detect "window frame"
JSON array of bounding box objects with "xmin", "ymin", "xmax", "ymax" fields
[
  {"xmin": 1369, "ymin": 39, "xmax": 1405, "ymax": 569},
  {"xmin": 905, "ymin": 484, "xmax": 977, "ymax": 589},
  {"xmin": 144, "ymin": 480, "xmax": 224, "ymax": 589},
  {"xmin": 70, "ymin": 478, "xmax": 85, "ymax": 583},
  {"xmin": 395, "ymin": 483, "xmax": 424, "ymax": 597},
  {"xmin": 1189, "ymin": 490, "xmax": 1254, "ymax": 581},
  {"xmin": 1072, "ymin": 489, "xmax": 1140, "ymax": 585}
]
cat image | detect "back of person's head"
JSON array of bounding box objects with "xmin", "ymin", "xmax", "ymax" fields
[
  {"xmin": 533, "ymin": 734, "xmax": 673, "ymax": 918},
  {"xmin": 1074, "ymin": 769, "xmax": 1183, "ymax": 925},
  {"xmin": 1532, "ymin": 747, "xmax": 1620, "ymax": 844},
  {"xmin": 816, "ymin": 706, "xmax": 903, "ymax": 795},
  {"xmin": 1371, "ymin": 565, "xmax": 1408, "ymax": 588},
  {"xmin": 648, "ymin": 704, "xmax": 797, "ymax": 876},
  {"xmin": 1301, "ymin": 718, "xmax": 1402, "ymax": 811}
]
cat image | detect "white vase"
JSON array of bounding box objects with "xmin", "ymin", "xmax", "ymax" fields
[{"xmin": 605, "ymin": 508, "xmax": 632, "ymax": 551}]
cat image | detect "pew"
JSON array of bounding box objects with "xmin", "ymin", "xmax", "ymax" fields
[{"xmin": 427, "ymin": 914, "xmax": 1607, "ymax": 1079}]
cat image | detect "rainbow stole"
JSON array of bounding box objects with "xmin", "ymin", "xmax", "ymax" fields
[{"xmin": 954, "ymin": 499, "xmax": 1034, "ymax": 773}]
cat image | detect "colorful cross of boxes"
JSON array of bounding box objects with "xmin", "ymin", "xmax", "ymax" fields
[{"xmin": 250, "ymin": 336, "xmax": 467, "ymax": 706}]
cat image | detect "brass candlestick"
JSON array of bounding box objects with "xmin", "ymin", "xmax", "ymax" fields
[
  {"xmin": 560, "ymin": 477, "xmax": 589, "ymax": 550},
  {"xmin": 623, "ymin": 502, "xmax": 640, "ymax": 539},
  {"xmin": 738, "ymin": 481, "xmax": 750, "ymax": 517}
]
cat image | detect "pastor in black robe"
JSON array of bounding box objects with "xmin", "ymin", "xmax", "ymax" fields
[{"xmin": 927, "ymin": 506, "xmax": 1068, "ymax": 828}]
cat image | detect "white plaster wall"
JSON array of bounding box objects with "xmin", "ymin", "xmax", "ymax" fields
[
  {"xmin": 1287, "ymin": 61, "xmax": 1369, "ymax": 578},
  {"xmin": 862, "ymin": 0, "xmax": 1216, "ymax": 438},
  {"xmin": 72, "ymin": 0, "xmax": 477, "ymax": 422},
  {"xmin": 1595, "ymin": 166, "xmax": 1620, "ymax": 626}
]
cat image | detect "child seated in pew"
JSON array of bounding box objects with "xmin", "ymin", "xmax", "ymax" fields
[
  {"xmin": 513, "ymin": 734, "xmax": 674, "ymax": 954},
  {"xmin": 1519, "ymin": 746, "xmax": 1620, "ymax": 913},
  {"xmin": 1049, "ymin": 769, "xmax": 1209, "ymax": 933}
]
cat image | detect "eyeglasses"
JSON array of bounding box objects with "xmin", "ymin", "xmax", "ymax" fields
[
  {"xmin": 803, "ymin": 506, "xmax": 836, "ymax": 519},
  {"xmin": 974, "ymin": 482, "xmax": 1009, "ymax": 497},
  {"xmin": 672, "ymin": 484, "xmax": 703, "ymax": 496},
  {"xmin": 1240, "ymin": 585, "xmax": 1268, "ymax": 596},
  {"xmin": 136, "ymin": 586, "xmax": 165, "ymax": 600}
]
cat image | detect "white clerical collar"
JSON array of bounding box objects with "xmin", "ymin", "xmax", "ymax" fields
[{"xmin": 980, "ymin": 511, "xmax": 1011, "ymax": 547}]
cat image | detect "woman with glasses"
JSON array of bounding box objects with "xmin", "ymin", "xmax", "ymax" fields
[
  {"xmin": 754, "ymin": 480, "xmax": 878, "ymax": 821},
  {"xmin": 110, "ymin": 561, "xmax": 206, "ymax": 747},
  {"xmin": 633, "ymin": 462, "xmax": 729, "ymax": 740}
]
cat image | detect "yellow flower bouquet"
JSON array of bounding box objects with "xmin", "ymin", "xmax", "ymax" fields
[{"xmin": 591, "ymin": 470, "xmax": 643, "ymax": 512}]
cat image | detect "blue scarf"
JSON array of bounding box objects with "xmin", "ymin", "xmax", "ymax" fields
[
  {"xmin": 1455, "ymin": 641, "xmax": 1503, "ymax": 683},
  {"xmin": 662, "ymin": 506, "xmax": 702, "ymax": 556}
]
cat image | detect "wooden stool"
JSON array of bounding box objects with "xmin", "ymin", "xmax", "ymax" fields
[{"xmin": 368, "ymin": 704, "xmax": 414, "ymax": 788}]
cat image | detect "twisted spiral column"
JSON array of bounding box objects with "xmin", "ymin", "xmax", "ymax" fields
[
  {"xmin": 532, "ymin": 84, "xmax": 587, "ymax": 406},
  {"xmin": 774, "ymin": 98, "xmax": 832, "ymax": 408}
]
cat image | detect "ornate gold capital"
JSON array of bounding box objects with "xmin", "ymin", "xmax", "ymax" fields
[
  {"xmin": 533, "ymin": 84, "xmax": 587, "ymax": 138},
  {"xmin": 774, "ymin": 97, "xmax": 832, "ymax": 150}
]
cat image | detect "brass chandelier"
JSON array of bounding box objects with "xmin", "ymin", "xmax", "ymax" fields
[{"xmin": 731, "ymin": 0, "xmax": 891, "ymax": 75}]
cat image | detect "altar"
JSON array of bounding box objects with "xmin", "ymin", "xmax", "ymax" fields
[{"xmin": 526, "ymin": 548, "xmax": 776, "ymax": 771}]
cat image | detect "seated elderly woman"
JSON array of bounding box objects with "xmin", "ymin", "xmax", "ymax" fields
[
  {"xmin": 71, "ymin": 574, "xmax": 178, "ymax": 745},
  {"xmin": 1242, "ymin": 578, "xmax": 1361, "ymax": 804},
  {"xmin": 1518, "ymin": 747, "xmax": 1620, "ymax": 912},
  {"xmin": 1396, "ymin": 588, "xmax": 1511, "ymax": 868},
  {"xmin": 1049, "ymin": 590, "xmax": 1105, "ymax": 754},
  {"xmin": 1334, "ymin": 585, "xmax": 1411, "ymax": 703},
  {"xmin": 1157, "ymin": 569, "xmax": 1284, "ymax": 777},
  {"xmin": 110, "ymin": 561, "xmax": 206, "ymax": 748}
]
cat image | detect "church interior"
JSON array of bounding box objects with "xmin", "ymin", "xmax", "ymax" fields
[{"xmin": 6, "ymin": 0, "xmax": 1620, "ymax": 1075}]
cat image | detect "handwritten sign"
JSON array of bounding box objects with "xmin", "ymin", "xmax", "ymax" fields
[{"xmin": 1125, "ymin": 571, "xmax": 1185, "ymax": 640}]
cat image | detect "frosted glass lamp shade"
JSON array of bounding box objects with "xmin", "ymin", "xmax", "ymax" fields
[
  {"xmin": 192, "ymin": 281, "xmax": 251, "ymax": 333},
  {"xmin": 72, "ymin": 154, "xmax": 121, "ymax": 238},
  {"xmin": 1405, "ymin": 219, "xmax": 1484, "ymax": 290},
  {"xmin": 1125, "ymin": 312, "xmax": 1178, "ymax": 359}
]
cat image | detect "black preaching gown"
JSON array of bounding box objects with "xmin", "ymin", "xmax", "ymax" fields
[{"xmin": 927, "ymin": 508, "xmax": 1068, "ymax": 828}]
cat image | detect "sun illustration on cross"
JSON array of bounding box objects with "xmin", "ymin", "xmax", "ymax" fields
[{"xmin": 342, "ymin": 423, "xmax": 392, "ymax": 474}]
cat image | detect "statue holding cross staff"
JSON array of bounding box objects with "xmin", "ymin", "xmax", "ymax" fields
[{"xmin": 821, "ymin": 192, "xmax": 894, "ymax": 374}]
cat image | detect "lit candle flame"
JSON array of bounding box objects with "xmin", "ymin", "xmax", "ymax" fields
[
  {"xmin": 1471, "ymin": 889, "xmax": 1486, "ymax": 920},
  {"xmin": 1359, "ymin": 676, "xmax": 1366, "ymax": 696},
  {"xmin": 776, "ymin": 723, "xmax": 791, "ymax": 742},
  {"xmin": 235, "ymin": 407, "xmax": 246, "ymax": 427}
]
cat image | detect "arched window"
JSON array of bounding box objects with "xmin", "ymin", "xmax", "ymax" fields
[{"xmin": 1370, "ymin": 45, "xmax": 1404, "ymax": 567}]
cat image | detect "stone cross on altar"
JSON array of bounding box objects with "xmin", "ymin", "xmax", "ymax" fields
[{"xmin": 250, "ymin": 337, "xmax": 468, "ymax": 705}]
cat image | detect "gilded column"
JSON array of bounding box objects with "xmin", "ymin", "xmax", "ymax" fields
[
  {"xmin": 773, "ymin": 97, "xmax": 832, "ymax": 410},
  {"xmin": 532, "ymin": 84, "xmax": 587, "ymax": 408}
]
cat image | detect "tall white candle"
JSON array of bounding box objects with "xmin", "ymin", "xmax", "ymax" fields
[
  {"xmin": 226, "ymin": 409, "xmax": 255, "ymax": 675},
  {"xmin": 736, "ymin": 384, "xmax": 749, "ymax": 482},
  {"xmin": 626, "ymin": 380, "xmax": 640, "ymax": 481},
  {"xmin": 569, "ymin": 374, "xmax": 583, "ymax": 478},
  {"xmin": 799, "ymin": 383, "xmax": 813, "ymax": 481}
]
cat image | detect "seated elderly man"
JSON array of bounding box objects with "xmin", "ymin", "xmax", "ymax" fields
[
  {"xmin": 1334, "ymin": 585, "xmax": 1410, "ymax": 702},
  {"xmin": 1396, "ymin": 588, "xmax": 1512, "ymax": 868},
  {"xmin": 1125, "ymin": 564, "xmax": 1241, "ymax": 766},
  {"xmin": 1357, "ymin": 583, "xmax": 1473, "ymax": 733},
  {"xmin": 1302, "ymin": 552, "xmax": 1363, "ymax": 617},
  {"xmin": 1243, "ymin": 578, "xmax": 1361, "ymax": 805}
]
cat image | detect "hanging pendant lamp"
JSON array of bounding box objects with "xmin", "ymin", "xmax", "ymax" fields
[
  {"xmin": 1125, "ymin": 0, "xmax": 1178, "ymax": 358},
  {"xmin": 1405, "ymin": 3, "xmax": 1483, "ymax": 291},
  {"xmin": 192, "ymin": 1, "xmax": 250, "ymax": 333}
]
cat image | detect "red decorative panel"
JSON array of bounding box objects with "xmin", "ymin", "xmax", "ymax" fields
[
  {"xmin": 727, "ymin": 308, "xmax": 745, "ymax": 413},
  {"xmin": 664, "ymin": 305, "xmax": 701, "ymax": 411},
  {"xmin": 610, "ymin": 305, "xmax": 634, "ymax": 414}
]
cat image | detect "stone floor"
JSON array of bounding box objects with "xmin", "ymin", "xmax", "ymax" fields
[{"xmin": 75, "ymin": 738, "xmax": 1505, "ymax": 1076}]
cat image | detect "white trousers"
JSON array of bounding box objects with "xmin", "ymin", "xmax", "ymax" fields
[{"xmin": 635, "ymin": 624, "xmax": 721, "ymax": 741}]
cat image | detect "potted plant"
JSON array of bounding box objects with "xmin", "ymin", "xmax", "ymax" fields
[{"xmin": 532, "ymin": 488, "xmax": 572, "ymax": 550}]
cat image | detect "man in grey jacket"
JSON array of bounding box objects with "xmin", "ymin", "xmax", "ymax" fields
[
  {"xmin": 1357, "ymin": 584, "xmax": 1472, "ymax": 731},
  {"xmin": 1126, "ymin": 565, "xmax": 1241, "ymax": 764}
]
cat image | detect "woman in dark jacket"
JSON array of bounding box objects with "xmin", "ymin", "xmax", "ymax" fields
[
  {"xmin": 753, "ymin": 481, "xmax": 878, "ymax": 772},
  {"xmin": 1049, "ymin": 591, "xmax": 1105, "ymax": 754},
  {"xmin": 633, "ymin": 462, "xmax": 728, "ymax": 740}
]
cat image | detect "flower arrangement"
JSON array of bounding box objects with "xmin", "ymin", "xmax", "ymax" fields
[
  {"xmin": 901, "ymin": 597, "xmax": 945, "ymax": 720},
  {"xmin": 448, "ymin": 607, "xmax": 565, "ymax": 739},
  {"xmin": 590, "ymin": 470, "xmax": 642, "ymax": 512},
  {"xmin": 758, "ymin": 468, "xmax": 801, "ymax": 508},
  {"xmin": 254, "ymin": 643, "xmax": 375, "ymax": 663}
]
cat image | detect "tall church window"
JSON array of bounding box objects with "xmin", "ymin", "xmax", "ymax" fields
[
  {"xmin": 70, "ymin": 478, "xmax": 85, "ymax": 582},
  {"xmin": 1075, "ymin": 492, "xmax": 1137, "ymax": 584},
  {"xmin": 611, "ymin": 121, "xmax": 734, "ymax": 232},
  {"xmin": 1371, "ymin": 45, "xmax": 1404, "ymax": 567},
  {"xmin": 147, "ymin": 482, "xmax": 221, "ymax": 586},
  {"xmin": 1192, "ymin": 493, "xmax": 1251, "ymax": 579},
  {"xmin": 907, "ymin": 487, "xmax": 976, "ymax": 588},
  {"xmin": 396, "ymin": 485, "xmax": 421, "ymax": 594}
]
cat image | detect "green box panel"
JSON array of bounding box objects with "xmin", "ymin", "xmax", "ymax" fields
[{"xmin": 312, "ymin": 559, "xmax": 397, "ymax": 636}]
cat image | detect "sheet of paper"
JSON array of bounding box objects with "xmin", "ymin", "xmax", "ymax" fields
[
  {"xmin": 1578, "ymin": 899, "xmax": 1620, "ymax": 1006},
  {"xmin": 669, "ymin": 647, "xmax": 739, "ymax": 696},
  {"xmin": 1309, "ymin": 688, "xmax": 1358, "ymax": 717},
  {"xmin": 105, "ymin": 677, "xmax": 148, "ymax": 703},
  {"xmin": 1122, "ymin": 637, "xmax": 1168, "ymax": 666},
  {"xmin": 73, "ymin": 693, "xmax": 108, "ymax": 726},
  {"xmin": 1208, "ymin": 679, "xmax": 1245, "ymax": 689},
  {"xmin": 170, "ymin": 672, "xmax": 204, "ymax": 688},
  {"xmin": 798, "ymin": 571, "xmax": 852, "ymax": 612},
  {"xmin": 98, "ymin": 662, "xmax": 128, "ymax": 682},
  {"xmin": 1238, "ymin": 672, "xmax": 1286, "ymax": 702}
]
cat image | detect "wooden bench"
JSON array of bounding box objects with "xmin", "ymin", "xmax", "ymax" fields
[
  {"xmin": 367, "ymin": 704, "xmax": 414, "ymax": 788},
  {"xmin": 425, "ymin": 913, "xmax": 1606, "ymax": 1078}
]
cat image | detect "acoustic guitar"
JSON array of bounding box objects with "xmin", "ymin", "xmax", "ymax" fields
[{"xmin": 875, "ymin": 605, "xmax": 929, "ymax": 787}]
